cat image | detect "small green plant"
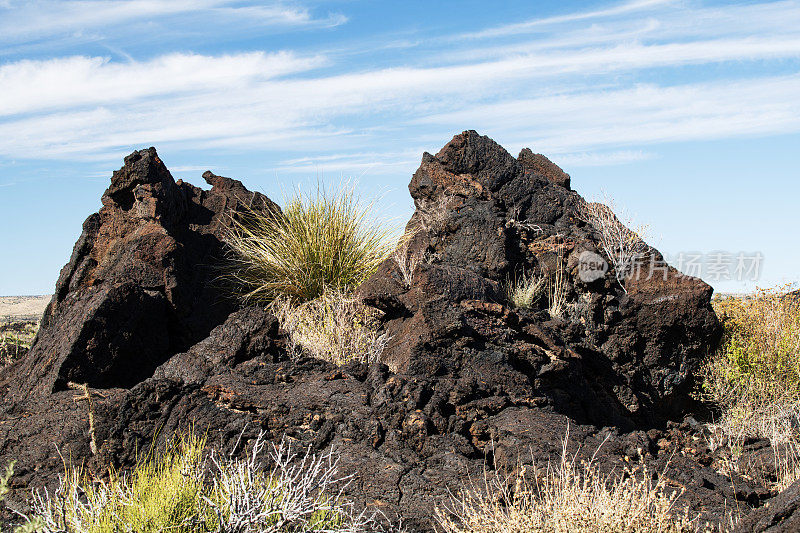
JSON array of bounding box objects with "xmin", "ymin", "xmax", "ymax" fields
[
  {"xmin": 224, "ymin": 185, "xmax": 396, "ymax": 304},
  {"xmin": 1, "ymin": 461, "xmax": 14, "ymax": 502},
  {"xmin": 1, "ymin": 321, "xmax": 38, "ymax": 368}
]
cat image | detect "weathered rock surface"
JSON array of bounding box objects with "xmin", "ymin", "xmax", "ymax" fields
[
  {"xmin": 736, "ymin": 479, "xmax": 800, "ymax": 532},
  {"xmin": 1, "ymin": 133, "xmax": 777, "ymax": 532},
  {"xmin": 0, "ymin": 148, "xmax": 278, "ymax": 395},
  {"xmin": 361, "ymin": 130, "xmax": 719, "ymax": 429}
]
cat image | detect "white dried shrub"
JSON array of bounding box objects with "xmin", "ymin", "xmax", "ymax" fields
[
  {"xmin": 392, "ymin": 236, "xmax": 424, "ymax": 288},
  {"xmin": 206, "ymin": 434, "xmax": 384, "ymax": 533},
  {"xmin": 579, "ymin": 198, "xmax": 650, "ymax": 291},
  {"xmin": 415, "ymin": 194, "xmax": 456, "ymax": 235}
]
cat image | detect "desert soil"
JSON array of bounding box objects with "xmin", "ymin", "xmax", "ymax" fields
[{"xmin": 0, "ymin": 295, "xmax": 50, "ymax": 322}]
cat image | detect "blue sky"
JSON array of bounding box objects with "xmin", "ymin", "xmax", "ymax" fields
[{"xmin": 1, "ymin": 0, "xmax": 798, "ymax": 296}]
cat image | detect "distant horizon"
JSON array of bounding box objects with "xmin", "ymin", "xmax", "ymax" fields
[{"xmin": 1, "ymin": 0, "xmax": 799, "ymax": 295}]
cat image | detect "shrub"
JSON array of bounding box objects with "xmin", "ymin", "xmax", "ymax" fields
[
  {"xmin": 224, "ymin": 185, "xmax": 396, "ymax": 304},
  {"xmin": 703, "ymin": 287, "xmax": 800, "ymax": 487},
  {"xmin": 273, "ymin": 291, "xmax": 389, "ymax": 366},
  {"xmin": 578, "ymin": 198, "xmax": 649, "ymax": 292},
  {"xmin": 436, "ymin": 440, "xmax": 695, "ymax": 533},
  {"xmin": 20, "ymin": 433, "xmax": 383, "ymax": 533},
  {"xmin": 24, "ymin": 434, "xmax": 213, "ymax": 532},
  {"xmin": 1, "ymin": 321, "xmax": 38, "ymax": 368}
]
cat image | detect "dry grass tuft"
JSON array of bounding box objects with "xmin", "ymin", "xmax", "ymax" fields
[
  {"xmin": 505, "ymin": 270, "xmax": 546, "ymax": 310},
  {"xmin": 546, "ymin": 247, "xmax": 567, "ymax": 319},
  {"xmin": 273, "ymin": 291, "xmax": 389, "ymax": 366},
  {"xmin": 436, "ymin": 439, "xmax": 697, "ymax": 533}
]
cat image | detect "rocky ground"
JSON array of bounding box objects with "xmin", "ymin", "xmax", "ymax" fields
[{"xmin": 1, "ymin": 132, "xmax": 797, "ymax": 531}]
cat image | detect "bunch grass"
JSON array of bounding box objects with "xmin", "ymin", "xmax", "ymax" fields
[
  {"xmin": 224, "ymin": 184, "xmax": 396, "ymax": 304},
  {"xmin": 505, "ymin": 271, "xmax": 546, "ymax": 310}
]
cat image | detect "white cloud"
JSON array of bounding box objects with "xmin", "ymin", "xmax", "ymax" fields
[
  {"xmin": 459, "ymin": 0, "xmax": 675, "ymax": 40},
  {"xmin": 416, "ymin": 75, "xmax": 800, "ymax": 153},
  {"xmin": 0, "ymin": 0, "xmax": 799, "ymax": 167},
  {"xmin": 0, "ymin": 52, "xmax": 327, "ymax": 117},
  {"xmin": 0, "ymin": 0, "xmax": 346, "ymax": 46},
  {"xmin": 457, "ymin": 0, "xmax": 800, "ymax": 42},
  {"xmin": 552, "ymin": 151, "xmax": 655, "ymax": 167}
]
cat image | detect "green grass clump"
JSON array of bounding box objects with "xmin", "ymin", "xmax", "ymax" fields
[
  {"xmin": 1, "ymin": 461, "xmax": 13, "ymax": 502},
  {"xmin": 19, "ymin": 433, "xmax": 378, "ymax": 533},
  {"xmin": 27, "ymin": 434, "xmax": 214, "ymax": 533},
  {"xmin": 224, "ymin": 185, "xmax": 396, "ymax": 304}
]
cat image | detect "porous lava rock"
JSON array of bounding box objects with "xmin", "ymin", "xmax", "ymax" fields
[
  {"xmin": 1, "ymin": 133, "xmax": 772, "ymax": 532},
  {"xmin": 735, "ymin": 478, "xmax": 800, "ymax": 532},
  {"xmin": 0, "ymin": 148, "xmax": 278, "ymax": 395},
  {"xmin": 360, "ymin": 130, "xmax": 720, "ymax": 429}
]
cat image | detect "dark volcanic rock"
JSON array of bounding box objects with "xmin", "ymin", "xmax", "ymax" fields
[
  {"xmin": 518, "ymin": 148, "xmax": 571, "ymax": 189},
  {"xmin": 0, "ymin": 149, "xmax": 278, "ymax": 396},
  {"xmin": 735, "ymin": 479, "xmax": 800, "ymax": 532},
  {"xmin": 361, "ymin": 130, "xmax": 720, "ymax": 429},
  {"xmin": 1, "ymin": 134, "xmax": 743, "ymax": 532}
]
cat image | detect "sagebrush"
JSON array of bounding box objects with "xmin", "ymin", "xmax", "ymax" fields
[{"xmin": 703, "ymin": 286, "xmax": 800, "ymax": 488}]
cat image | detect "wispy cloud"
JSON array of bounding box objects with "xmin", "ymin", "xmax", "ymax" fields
[
  {"xmin": 0, "ymin": 0, "xmax": 346, "ymax": 49},
  {"xmin": 0, "ymin": 52, "xmax": 327, "ymax": 117},
  {"xmin": 552, "ymin": 151, "xmax": 655, "ymax": 167},
  {"xmin": 0, "ymin": 0, "xmax": 799, "ymax": 168},
  {"xmin": 459, "ymin": 0, "xmax": 675, "ymax": 40}
]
